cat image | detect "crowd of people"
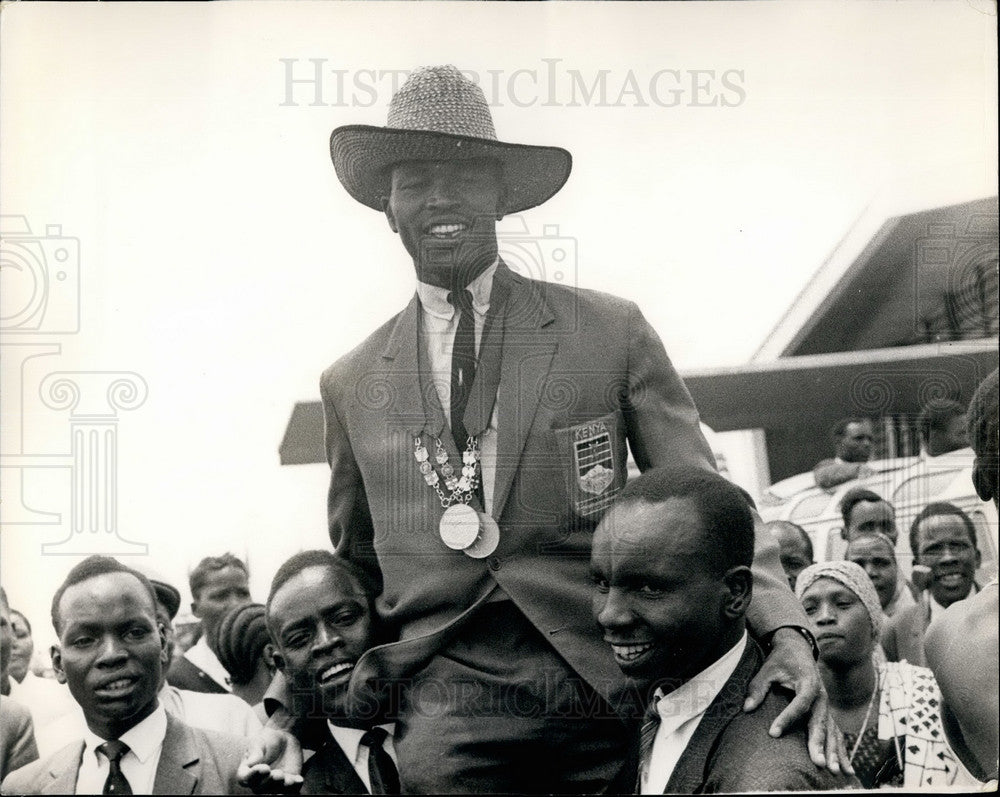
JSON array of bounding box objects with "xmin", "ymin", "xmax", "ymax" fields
[{"xmin": 1, "ymin": 65, "xmax": 997, "ymax": 794}]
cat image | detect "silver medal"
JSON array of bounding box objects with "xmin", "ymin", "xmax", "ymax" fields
[
  {"xmin": 464, "ymin": 512, "xmax": 500, "ymax": 558},
  {"xmin": 439, "ymin": 503, "xmax": 480, "ymax": 550}
]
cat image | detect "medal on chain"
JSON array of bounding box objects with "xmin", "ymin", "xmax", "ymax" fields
[{"xmin": 414, "ymin": 434, "xmax": 499, "ymax": 557}]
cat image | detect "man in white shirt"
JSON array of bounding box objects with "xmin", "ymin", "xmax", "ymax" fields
[
  {"xmin": 813, "ymin": 417, "xmax": 875, "ymax": 489},
  {"xmin": 0, "ymin": 556, "xmax": 249, "ymax": 795},
  {"xmin": 265, "ymin": 550, "xmax": 396, "ymax": 795},
  {"xmin": 883, "ymin": 502, "xmax": 983, "ymax": 667},
  {"xmin": 145, "ymin": 573, "xmax": 263, "ymax": 737},
  {"xmin": 592, "ymin": 467, "xmax": 854, "ymax": 794},
  {"xmin": 167, "ymin": 553, "xmax": 252, "ymax": 694}
]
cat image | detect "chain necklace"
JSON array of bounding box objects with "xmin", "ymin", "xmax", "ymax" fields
[
  {"xmin": 414, "ymin": 434, "xmax": 480, "ymax": 507},
  {"xmin": 848, "ymin": 669, "xmax": 881, "ymax": 764}
]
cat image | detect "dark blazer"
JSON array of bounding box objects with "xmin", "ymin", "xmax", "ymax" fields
[
  {"xmin": 1, "ymin": 696, "xmax": 38, "ymax": 780},
  {"xmin": 301, "ymin": 730, "xmax": 369, "ymax": 795},
  {"xmin": 610, "ymin": 640, "xmax": 857, "ymax": 794},
  {"xmin": 0, "ymin": 713, "xmax": 250, "ymax": 795},
  {"xmin": 322, "ymin": 263, "xmax": 807, "ymax": 714},
  {"xmin": 167, "ymin": 656, "xmax": 229, "ymax": 695},
  {"xmin": 881, "ymin": 593, "xmax": 931, "ymax": 667}
]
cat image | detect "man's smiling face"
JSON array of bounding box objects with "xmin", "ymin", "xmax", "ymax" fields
[
  {"xmin": 384, "ymin": 159, "xmax": 503, "ymax": 290},
  {"xmin": 591, "ymin": 499, "xmax": 744, "ymax": 688},
  {"xmin": 268, "ymin": 564, "xmax": 375, "ymax": 720}
]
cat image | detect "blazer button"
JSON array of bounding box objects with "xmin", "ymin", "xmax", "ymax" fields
[{"xmin": 488, "ymin": 556, "xmax": 501, "ymax": 571}]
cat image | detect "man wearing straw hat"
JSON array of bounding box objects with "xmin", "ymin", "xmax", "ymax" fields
[{"xmin": 317, "ymin": 65, "xmax": 836, "ymax": 792}]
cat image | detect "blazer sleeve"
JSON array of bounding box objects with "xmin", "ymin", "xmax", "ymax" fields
[
  {"xmin": 623, "ymin": 303, "xmax": 806, "ymax": 636},
  {"xmin": 321, "ymin": 368, "xmax": 380, "ymax": 589},
  {"xmin": 0, "ymin": 700, "xmax": 39, "ymax": 782}
]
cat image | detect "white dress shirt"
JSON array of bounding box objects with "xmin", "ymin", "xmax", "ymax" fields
[
  {"xmin": 183, "ymin": 636, "xmax": 232, "ymax": 692},
  {"xmin": 76, "ymin": 704, "xmax": 167, "ymax": 796},
  {"xmin": 641, "ymin": 631, "xmax": 748, "ymax": 795},
  {"xmin": 928, "ymin": 583, "xmax": 978, "ymax": 624},
  {"xmin": 158, "ymin": 683, "xmax": 262, "ymax": 736},
  {"xmin": 416, "ymin": 259, "xmax": 499, "ymax": 514},
  {"xmin": 326, "ymin": 722, "xmax": 397, "ymax": 794}
]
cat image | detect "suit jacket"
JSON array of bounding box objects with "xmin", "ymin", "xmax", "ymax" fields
[
  {"xmin": 166, "ymin": 656, "xmax": 229, "ymax": 695},
  {"xmin": 322, "ymin": 263, "xmax": 806, "ymax": 714},
  {"xmin": 301, "ymin": 730, "xmax": 369, "ymax": 795},
  {"xmin": 1, "ymin": 696, "xmax": 38, "ymax": 780},
  {"xmin": 0, "ymin": 713, "xmax": 250, "ymax": 795},
  {"xmin": 609, "ymin": 640, "xmax": 856, "ymax": 794},
  {"xmin": 882, "ymin": 592, "xmax": 931, "ymax": 666}
]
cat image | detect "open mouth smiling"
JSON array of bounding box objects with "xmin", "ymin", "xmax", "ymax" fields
[
  {"xmin": 317, "ymin": 661, "xmax": 355, "ymax": 684},
  {"xmin": 425, "ymin": 222, "xmax": 469, "ymax": 239},
  {"xmin": 609, "ymin": 642, "xmax": 654, "ymax": 663}
]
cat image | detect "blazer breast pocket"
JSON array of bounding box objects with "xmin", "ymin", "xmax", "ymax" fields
[{"xmin": 552, "ymin": 411, "xmax": 627, "ymax": 521}]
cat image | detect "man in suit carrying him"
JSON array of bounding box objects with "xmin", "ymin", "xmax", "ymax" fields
[
  {"xmin": 316, "ymin": 64, "xmax": 842, "ymax": 792},
  {"xmin": 264, "ymin": 550, "xmax": 396, "ymax": 795},
  {"xmin": 1, "ymin": 556, "xmax": 250, "ymax": 795},
  {"xmin": 593, "ymin": 467, "xmax": 855, "ymax": 793}
]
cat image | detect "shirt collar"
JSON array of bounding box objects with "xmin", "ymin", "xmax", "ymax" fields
[
  {"xmin": 652, "ymin": 631, "xmax": 748, "ymax": 736},
  {"xmin": 327, "ymin": 721, "xmax": 395, "ymax": 765},
  {"xmin": 928, "ymin": 583, "xmax": 978, "ymax": 621},
  {"xmin": 83, "ymin": 703, "xmax": 168, "ymax": 765},
  {"xmin": 415, "ymin": 258, "xmax": 498, "ymax": 321}
]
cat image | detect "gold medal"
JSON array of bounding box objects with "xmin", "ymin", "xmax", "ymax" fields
[
  {"xmin": 464, "ymin": 512, "xmax": 500, "ymax": 558},
  {"xmin": 439, "ymin": 503, "xmax": 480, "ymax": 550}
]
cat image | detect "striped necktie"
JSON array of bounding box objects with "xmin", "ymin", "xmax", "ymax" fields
[
  {"xmin": 448, "ymin": 289, "xmax": 477, "ymax": 448},
  {"xmin": 636, "ymin": 697, "xmax": 661, "ymax": 793}
]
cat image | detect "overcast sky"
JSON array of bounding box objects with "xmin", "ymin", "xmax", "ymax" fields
[{"xmin": 1, "ymin": 1, "xmax": 996, "ymax": 648}]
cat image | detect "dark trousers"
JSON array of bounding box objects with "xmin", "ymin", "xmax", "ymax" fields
[{"xmin": 393, "ymin": 600, "xmax": 630, "ymax": 794}]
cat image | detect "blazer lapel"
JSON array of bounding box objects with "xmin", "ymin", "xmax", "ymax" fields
[
  {"xmin": 381, "ymin": 294, "xmax": 428, "ymax": 437},
  {"xmin": 492, "ymin": 266, "xmax": 557, "ymax": 519},
  {"xmin": 152, "ymin": 715, "xmax": 199, "ymax": 795},
  {"xmin": 44, "ymin": 741, "xmax": 84, "ymax": 795},
  {"xmin": 664, "ymin": 641, "xmax": 763, "ymax": 794}
]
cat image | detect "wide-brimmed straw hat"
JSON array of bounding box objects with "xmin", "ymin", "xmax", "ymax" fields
[{"xmin": 330, "ymin": 65, "xmax": 572, "ymax": 214}]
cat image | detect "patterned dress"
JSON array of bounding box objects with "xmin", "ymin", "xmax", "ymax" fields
[
  {"xmin": 877, "ymin": 660, "xmax": 959, "ymax": 789},
  {"xmin": 843, "ymin": 725, "xmax": 903, "ymax": 788}
]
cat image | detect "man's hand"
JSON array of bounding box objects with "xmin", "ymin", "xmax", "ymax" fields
[
  {"xmin": 743, "ymin": 627, "xmax": 852, "ymax": 776},
  {"xmin": 238, "ymin": 728, "xmax": 305, "ymax": 794}
]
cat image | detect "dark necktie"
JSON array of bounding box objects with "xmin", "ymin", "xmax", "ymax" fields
[
  {"xmin": 636, "ymin": 698, "xmax": 661, "ymax": 792},
  {"xmin": 97, "ymin": 739, "xmax": 133, "ymax": 796},
  {"xmin": 448, "ymin": 289, "xmax": 477, "ymax": 448},
  {"xmin": 360, "ymin": 727, "xmax": 400, "ymax": 795}
]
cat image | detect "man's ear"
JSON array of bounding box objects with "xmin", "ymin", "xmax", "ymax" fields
[
  {"xmin": 50, "ymin": 644, "xmax": 67, "ymax": 685},
  {"xmin": 381, "ymin": 196, "xmax": 399, "ymax": 233},
  {"xmin": 190, "ymin": 599, "xmax": 201, "ymax": 620},
  {"xmin": 263, "ymin": 642, "xmax": 278, "ymax": 675},
  {"xmin": 722, "ymin": 566, "xmax": 753, "ymax": 619},
  {"xmin": 270, "ymin": 647, "xmax": 286, "ymax": 674},
  {"xmin": 157, "ymin": 622, "xmax": 169, "ymax": 664}
]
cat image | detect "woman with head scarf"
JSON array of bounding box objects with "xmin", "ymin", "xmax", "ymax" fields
[{"xmin": 797, "ymin": 561, "xmax": 962, "ymax": 789}]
